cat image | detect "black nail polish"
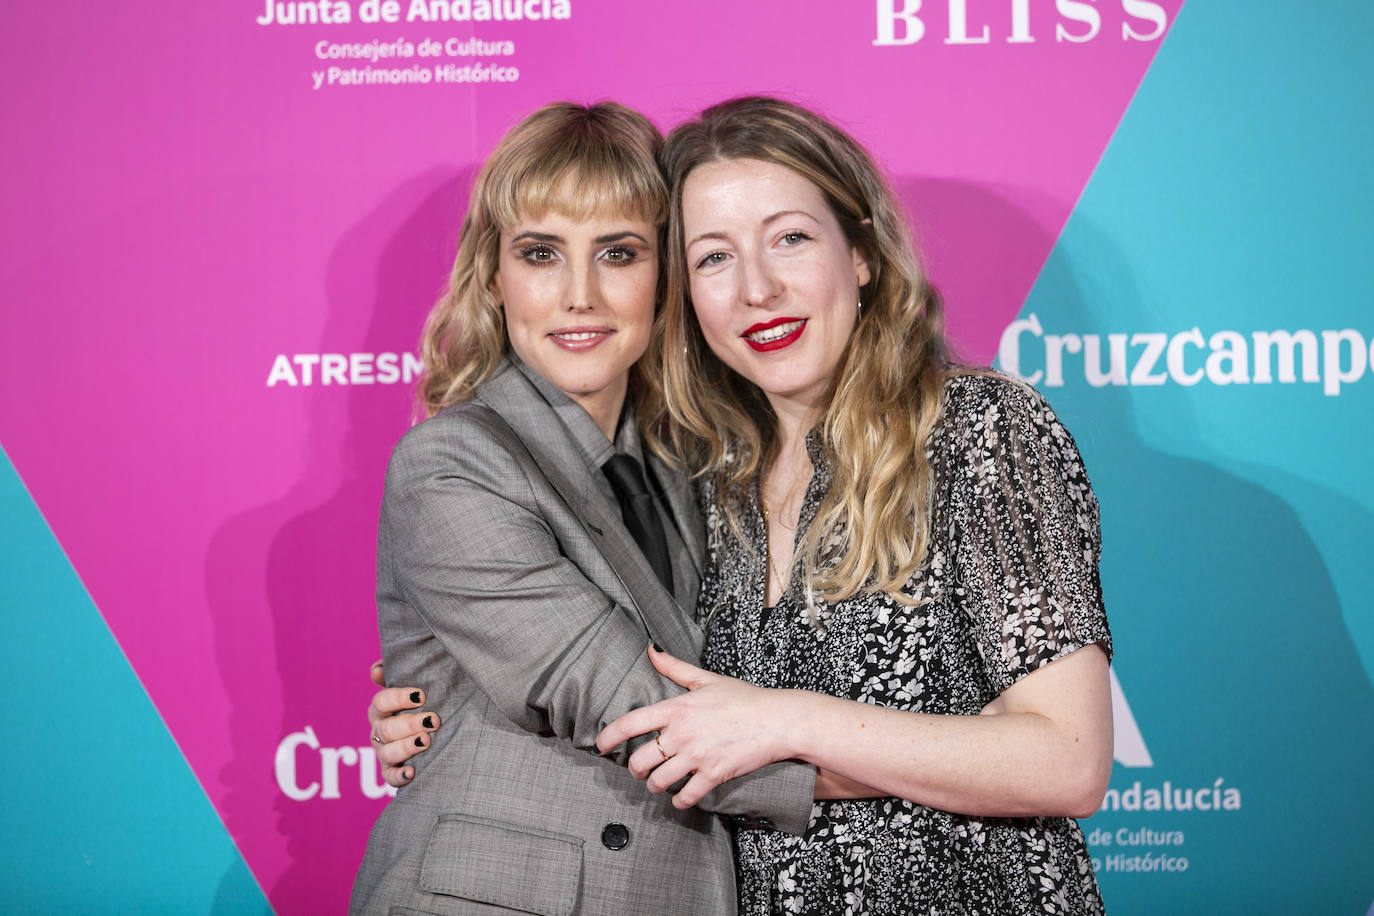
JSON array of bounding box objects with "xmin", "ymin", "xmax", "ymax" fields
[
  {"xmin": 652, "ymin": 643, "xmax": 664, "ymax": 653},
  {"xmin": 422, "ymin": 715, "xmax": 434, "ymax": 729},
  {"xmin": 414, "ymin": 736, "xmax": 425, "ymax": 748},
  {"xmin": 409, "ymin": 691, "xmax": 421, "ymax": 704}
]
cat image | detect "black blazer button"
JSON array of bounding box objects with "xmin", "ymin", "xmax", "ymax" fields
[{"xmin": 601, "ymin": 823, "xmax": 630, "ymax": 850}]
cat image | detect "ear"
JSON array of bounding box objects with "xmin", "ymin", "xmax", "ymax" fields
[
  {"xmin": 851, "ymin": 245, "xmax": 872, "ymax": 289},
  {"xmin": 488, "ymin": 271, "xmax": 504, "ymax": 310},
  {"xmin": 852, "ymin": 217, "xmax": 874, "ymax": 288}
]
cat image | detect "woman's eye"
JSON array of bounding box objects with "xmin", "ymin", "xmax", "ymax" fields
[
  {"xmin": 520, "ymin": 245, "xmax": 557, "ymax": 263},
  {"xmin": 780, "ymin": 231, "xmax": 812, "ymax": 246},
  {"xmin": 694, "ymin": 251, "xmax": 728, "ymax": 271},
  {"xmin": 601, "ymin": 245, "xmax": 638, "ymax": 265}
]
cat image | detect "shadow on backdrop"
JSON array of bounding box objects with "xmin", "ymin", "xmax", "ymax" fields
[
  {"xmin": 205, "ymin": 167, "xmax": 476, "ymax": 914},
  {"xmin": 1022, "ymin": 203, "xmax": 1374, "ymax": 912}
]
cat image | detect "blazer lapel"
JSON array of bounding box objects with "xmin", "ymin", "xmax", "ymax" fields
[{"xmin": 474, "ymin": 364, "xmax": 703, "ymax": 659}]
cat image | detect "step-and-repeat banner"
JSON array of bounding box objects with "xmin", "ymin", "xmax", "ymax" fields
[{"xmin": 3, "ymin": 2, "xmax": 1371, "ymax": 913}]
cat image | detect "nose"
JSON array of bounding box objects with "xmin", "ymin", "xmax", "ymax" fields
[
  {"xmin": 740, "ymin": 252, "xmax": 781, "ymax": 308},
  {"xmin": 565, "ymin": 260, "xmax": 602, "ymax": 312}
]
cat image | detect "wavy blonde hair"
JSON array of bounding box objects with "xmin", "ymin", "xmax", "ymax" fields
[
  {"xmin": 418, "ymin": 101, "xmax": 667, "ymax": 416},
  {"xmin": 643, "ymin": 96, "xmax": 956, "ymax": 605}
]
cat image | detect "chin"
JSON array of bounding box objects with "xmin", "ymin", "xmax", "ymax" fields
[
  {"xmin": 753, "ymin": 371, "xmax": 823, "ymax": 399},
  {"xmin": 555, "ymin": 369, "xmax": 621, "ymax": 396}
]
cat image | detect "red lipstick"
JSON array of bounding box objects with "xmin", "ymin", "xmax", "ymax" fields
[{"xmin": 742, "ymin": 317, "xmax": 806, "ymax": 352}]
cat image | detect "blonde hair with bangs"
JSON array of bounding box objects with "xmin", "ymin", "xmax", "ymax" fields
[
  {"xmin": 643, "ymin": 96, "xmax": 957, "ymax": 606},
  {"xmin": 419, "ymin": 101, "xmax": 667, "ymax": 416}
]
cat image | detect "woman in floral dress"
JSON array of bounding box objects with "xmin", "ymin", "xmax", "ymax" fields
[{"xmin": 598, "ymin": 97, "xmax": 1113, "ymax": 915}]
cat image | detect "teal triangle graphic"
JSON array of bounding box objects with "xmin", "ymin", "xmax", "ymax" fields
[{"xmin": 0, "ymin": 444, "xmax": 272, "ymax": 913}]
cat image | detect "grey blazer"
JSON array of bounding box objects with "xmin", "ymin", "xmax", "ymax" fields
[{"xmin": 351, "ymin": 361, "xmax": 814, "ymax": 916}]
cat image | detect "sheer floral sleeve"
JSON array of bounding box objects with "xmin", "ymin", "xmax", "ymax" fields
[{"xmin": 944, "ymin": 375, "xmax": 1112, "ymax": 693}]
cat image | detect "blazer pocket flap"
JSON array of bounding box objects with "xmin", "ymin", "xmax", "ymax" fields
[{"xmin": 420, "ymin": 814, "xmax": 583, "ymax": 916}]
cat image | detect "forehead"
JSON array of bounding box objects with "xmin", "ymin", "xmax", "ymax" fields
[{"xmin": 681, "ymin": 158, "xmax": 831, "ymax": 229}]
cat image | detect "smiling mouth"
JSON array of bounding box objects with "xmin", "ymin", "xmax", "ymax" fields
[
  {"xmin": 743, "ymin": 318, "xmax": 806, "ymax": 352},
  {"xmin": 548, "ymin": 327, "xmax": 614, "ymax": 352}
]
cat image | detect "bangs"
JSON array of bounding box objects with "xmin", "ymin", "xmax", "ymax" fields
[{"xmin": 485, "ymin": 127, "xmax": 667, "ymax": 228}]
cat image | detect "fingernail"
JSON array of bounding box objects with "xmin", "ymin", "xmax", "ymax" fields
[
  {"xmin": 651, "ymin": 643, "xmax": 664, "ymax": 653},
  {"xmin": 409, "ymin": 690, "xmax": 422, "ymax": 704},
  {"xmin": 414, "ymin": 736, "xmax": 425, "ymax": 748},
  {"xmin": 422, "ymin": 715, "xmax": 434, "ymax": 729},
  {"xmin": 404, "ymin": 768, "xmax": 414, "ymax": 781}
]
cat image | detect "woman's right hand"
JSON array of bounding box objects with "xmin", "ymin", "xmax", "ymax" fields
[{"xmin": 368, "ymin": 660, "xmax": 440, "ymax": 787}]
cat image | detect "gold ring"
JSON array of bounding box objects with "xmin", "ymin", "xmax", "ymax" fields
[
  {"xmin": 371, "ymin": 731, "xmax": 385, "ymax": 746},
  {"xmin": 654, "ymin": 735, "xmax": 672, "ymax": 761}
]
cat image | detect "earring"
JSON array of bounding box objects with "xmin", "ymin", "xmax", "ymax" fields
[{"xmin": 857, "ymin": 299, "xmax": 863, "ymax": 312}]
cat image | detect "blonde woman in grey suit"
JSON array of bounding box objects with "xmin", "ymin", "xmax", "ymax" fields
[{"xmin": 349, "ymin": 103, "xmax": 822, "ymax": 916}]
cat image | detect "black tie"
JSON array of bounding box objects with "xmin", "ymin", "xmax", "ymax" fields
[{"xmin": 601, "ymin": 454, "xmax": 675, "ymax": 594}]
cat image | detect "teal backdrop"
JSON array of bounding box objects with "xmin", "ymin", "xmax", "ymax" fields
[
  {"xmin": 1016, "ymin": 4, "xmax": 1374, "ymax": 911},
  {"xmin": 0, "ymin": 448, "xmax": 272, "ymax": 913}
]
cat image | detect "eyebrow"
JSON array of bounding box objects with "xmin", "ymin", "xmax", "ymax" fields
[
  {"xmin": 510, "ymin": 230, "xmax": 651, "ymax": 245},
  {"xmin": 685, "ymin": 209, "xmax": 821, "ymax": 249}
]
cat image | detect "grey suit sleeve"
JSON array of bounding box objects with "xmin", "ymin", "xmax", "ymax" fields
[
  {"xmin": 382, "ymin": 418, "xmax": 670, "ymax": 761},
  {"xmin": 698, "ymin": 762, "xmax": 816, "ymax": 836},
  {"xmin": 383, "ymin": 416, "xmax": 815, "ymax": 833}
]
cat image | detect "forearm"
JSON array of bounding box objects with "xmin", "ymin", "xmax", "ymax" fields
[
  {"xmin": 388, "ymin": 583, "xmax": 683, "ymax": 764},
  {"xmin": 385, "ymin": 422, "xmax": 690, "ymax": 765},
  {"xmin": 602, "ymin": 644, "xmax": 1109, "ymax": 819},
  {"xmin": 776, "ymin": 644, "xmax": 1113, "ymax": 818},
  {"xmin": 814, "ymin": 768, "xmax": 883, "ymax": 800},
  {"xmin": 781, "ymin": 694, "xmax": 1106, "ymax": 817}
]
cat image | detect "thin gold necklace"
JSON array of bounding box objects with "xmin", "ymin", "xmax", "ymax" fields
[
  {"xmin": 761, "ymin": 500, "xmax": 791, "ymax": 602},
  {"xmin": 761, "ymin": 458, "xmax": 810, "ymax": 601}
]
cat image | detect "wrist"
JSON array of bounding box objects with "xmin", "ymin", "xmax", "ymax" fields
[{"xmin": 772, "ymin": 688, "xmax": 812, "ymax": 761}]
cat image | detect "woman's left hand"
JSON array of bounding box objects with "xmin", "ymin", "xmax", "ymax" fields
[
  {"xmin": 367, "ymin": 660, "xmax": 440, "ymax": 787},
  {"xmin": 596, "ymin": 646, "xmax": 795, "ymax": 809}
]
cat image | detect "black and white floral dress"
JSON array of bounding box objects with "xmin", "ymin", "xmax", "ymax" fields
[{"xmin": 698, "ymin": 375, "xmax": 1112, "ymax": 916}]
